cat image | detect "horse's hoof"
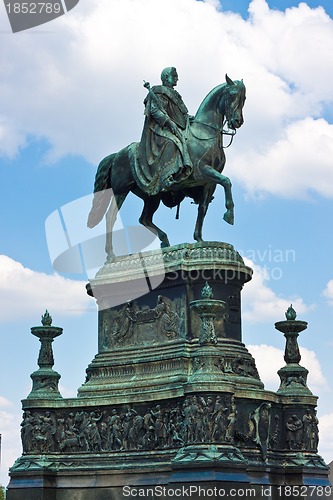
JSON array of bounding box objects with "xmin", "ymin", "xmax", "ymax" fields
[
  {"xmin": 105, "ymin": 253, "xmax": 116, "ymax": 264},
  {"xmin": 223, "ymin": 212, "xmax": 234, "ymax": 225},
  {"xmin": 194, "ymin": 236, "xmax": 203, "ymax": 243},
  {"xmin": 161, "ymin": 241, "xmax": 170, "ymax": 248}
]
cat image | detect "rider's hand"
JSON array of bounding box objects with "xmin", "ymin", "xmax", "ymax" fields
[{"xmin": 168, "ymin": 120, "xmax": 181, "ymax": 139}]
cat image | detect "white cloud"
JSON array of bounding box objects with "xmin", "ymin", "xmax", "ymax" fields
[
  {"xmin": 0, "ymin": 0, "xmax": 332, "ymax": 199},
  {"xmin": 0, "ymin": 255, "xmax": 92, "ymax": 321},
  {"xmin": 323, "ymin": 280, "xmax": 333, "ymax": 306},
  {"xmin": 0, "ymin": 398, "xmax": 21, "ymax": 487},
  {"xmin": 233, "ymin": 117, "xmax": 333, "ymax": 198},
  {"xmin": 242, "ymin": 258, "xmax": 310, "ymax": 323},
  {"xmin": 247, "ymin": 0, "xmax": 333, "ymax": 98},
  {"xmin": 248, "ymin": 344, "xmax": 327, "ymax": 393},
  {"xmin": 318, "ymin": 412, "xmax": 333, "ymax": 464},
  {"xmin": 299, "ymin": 347, "xmax": 327, "ymax": 392},
  {"xmin": 0, "ymin": 396, "xmax": 12, "ymax": 408},
  {"xmin": 248, "ymin": 344, "xmax": 282, "ymax": 390},
  {"xmin": 58, "ymin": 384, "xmax": 77, "ymax": 398}
]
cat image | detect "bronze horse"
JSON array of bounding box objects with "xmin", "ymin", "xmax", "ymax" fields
[{"xmin": 88, "ymin": 75, "xmax": 246, "ymax": 261}]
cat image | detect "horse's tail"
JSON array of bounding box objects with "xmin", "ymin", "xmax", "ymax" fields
[{"xmin": 87, "ymin": 154, "xmax": 115, "ymax": 228}]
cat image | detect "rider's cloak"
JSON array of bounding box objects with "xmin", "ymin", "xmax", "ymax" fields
[{"xmin": 132, "ymin": 85, "xmax": 193, "ymax": 196}]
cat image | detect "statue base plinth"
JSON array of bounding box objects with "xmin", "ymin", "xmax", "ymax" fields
[{"xmin": 7, "ymin": 242, "xmax": 331, "ymax": 499}]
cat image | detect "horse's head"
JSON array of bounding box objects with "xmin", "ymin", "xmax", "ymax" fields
[{"xmin": 222, "ymin": 74, "xmax": 246, "ymax": 130}]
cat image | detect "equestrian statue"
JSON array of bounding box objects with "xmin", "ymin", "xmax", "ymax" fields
[{"xmin": 87, "ymin": 67, "xmax": 246, "ymax": 261}]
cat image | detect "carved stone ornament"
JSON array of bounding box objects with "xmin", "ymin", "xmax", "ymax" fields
[
  {"xmin": 20, "ymin": 395, "xmax": 241, "ymax": 455},
  {"xmin": 217, "ymin": 356, "xmax": 260, "ymax": 380},
  {"xmin": 275, "ymin": 308, "xmax": 313, "ymax": 396},
  {"xmin": 172, "ymin": 444, "xmax": 245, "ymax": 465},
  {"xmin": 190, "ymin": 282, "xmax": 226, "ymax": 345},
  {"xmin": 286, "ymin": 414, "xmax": 304, "ymax": 450},
  {"xmin": 100, "ymin": 295, "xmax": 183, "ymax": 349},
  {"xmin": 269, "ymin": 414, "xmax": 280, "ymax": 449},
  {"xmin": 248, "ymin": 403, "xmax": 271, "ymax": 460},
  {"xmin": 28, "ymin": 312, "xmax": 63, "ymax": 399},
  {"xmin": 275, "ymin": 307, "xmax": 307, "ymax": 365},
  {"xmin": 91, "ymin": 242, "xmax": 252, "ymax": 284},
  {"xmin": 285, "ymin": 410, "xmax": 319, "ymax": 452}
]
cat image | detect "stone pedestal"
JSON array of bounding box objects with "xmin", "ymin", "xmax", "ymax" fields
[{"xmin": 7, "ymin": 242, "xmax": 332, "ymax": 499}]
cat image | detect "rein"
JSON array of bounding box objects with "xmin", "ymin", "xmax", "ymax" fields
[{"xmin": 191, "ymin": 118, "xmax": 237, "ymax": 148}]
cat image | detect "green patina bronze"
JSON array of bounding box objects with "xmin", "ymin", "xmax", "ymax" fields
[
  {"xmin": 87, "ymin": 68, "xmax": 246, "ymax": 260},
  {"xmin": 285, "ymin": 304, "xmax": 297, "ymax": 321},
  {"xmin": 275, "ymin": 307, "xmax": 312, "ymax": 396},
  {"xmin": 140, "ymin": 68, "xmax": 193, "ymax": 194},
  {"xmin": 190, "ymin": 282, "xmax": 226, "ymax": 345},
  {"xmin": 27, "ymin": 310, "xmax": 63, "ymax": 399}
]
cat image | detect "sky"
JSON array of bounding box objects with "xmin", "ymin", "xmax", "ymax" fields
[{"xmin": 0, "ymin": 0, "xmax": 333, "ymax": 487}]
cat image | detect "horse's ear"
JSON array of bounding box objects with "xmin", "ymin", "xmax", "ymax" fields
[{"xmin": 225, "ymin": 74, "xmax": 235, "ymax": 86}]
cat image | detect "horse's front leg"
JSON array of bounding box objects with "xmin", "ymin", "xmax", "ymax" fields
[
  {"xmin": 193, "ymin": 187, "xmax": 214, "ymax": 242},
  {"xmin": 200, "ymin": 165, "xmax": 234, "ymax": 225}
]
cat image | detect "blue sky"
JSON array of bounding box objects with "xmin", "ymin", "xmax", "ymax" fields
[{"xmin": 1, "ymin": 0, "xmax": 333, "ymax": 486}]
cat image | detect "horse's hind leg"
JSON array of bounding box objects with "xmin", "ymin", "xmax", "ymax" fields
[
  {"xmin": 138, "ymin": 195, "xmax": 170, "ymax": 248},
  {"xmin": 105, "ymin": 192, "xmax": 127, "ymax": 262}
]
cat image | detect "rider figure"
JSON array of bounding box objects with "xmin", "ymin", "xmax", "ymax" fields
[{"xmin": 138, "ymin": 67, "xmax": 193, "ymax": 194}]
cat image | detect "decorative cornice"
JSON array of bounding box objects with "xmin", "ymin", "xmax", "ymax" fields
[{"xmin": 90, "ymin": 241, "xmax": 252, "ymax": 285}]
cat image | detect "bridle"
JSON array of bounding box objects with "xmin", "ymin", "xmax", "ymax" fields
[{"xmin": 191, "ymin": 84, "xmax": 243, "ymax": 149}]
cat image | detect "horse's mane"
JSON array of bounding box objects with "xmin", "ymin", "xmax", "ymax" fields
[
  {"xmin": 195, "ymin": 79, "xmax": 245, "ymax": 118},
  {"xmin": 195, "ymin": 83, "xmax": 226, "ymax": 117}
]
